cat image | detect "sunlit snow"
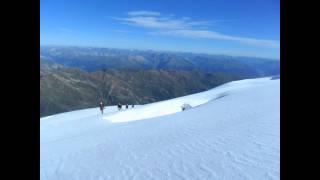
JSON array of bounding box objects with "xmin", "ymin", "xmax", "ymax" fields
[{"xmin": 40, "ymin": 77, "xmax": 280, "ymax": 180}]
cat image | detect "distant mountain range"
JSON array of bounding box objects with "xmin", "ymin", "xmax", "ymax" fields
[
  {"xmin": 40, "ymin": 46, "xmax": 279, "ymax": 75},
  {"xmin": 40, "ymin": 46, "xmax": 280, "ymax": 117}
]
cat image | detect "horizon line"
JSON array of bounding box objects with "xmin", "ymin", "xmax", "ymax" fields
[{"xmin": 40, "ymin": 44, "xmax": 280, "ymax": 61}]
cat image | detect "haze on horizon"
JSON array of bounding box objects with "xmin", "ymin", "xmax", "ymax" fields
[{"xmin": 40, "ymin": 0, "xmax": 280, "ymax": 59}]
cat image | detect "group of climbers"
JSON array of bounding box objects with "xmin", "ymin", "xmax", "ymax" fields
[{"xmin": 99, "ymin": 100, "xmax": 135, "ymax": 115}]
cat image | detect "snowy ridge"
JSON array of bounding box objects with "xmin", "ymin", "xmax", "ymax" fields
[
  {"xmin": 104, "ymin": 77, "xmax": 270, "ymax": 123},
  {"xmin": 41, "ymin": 77, "xmax": 280, "ymax": 180}
]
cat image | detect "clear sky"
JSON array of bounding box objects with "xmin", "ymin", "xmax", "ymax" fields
[{"xmin": 40, "ymin": 0, "xmax": 280, "ymax": 59}]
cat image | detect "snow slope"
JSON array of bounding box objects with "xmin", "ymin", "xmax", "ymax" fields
[{"xmin": 40, "ymin": 77, "xmax": 280, "ymax": 180}]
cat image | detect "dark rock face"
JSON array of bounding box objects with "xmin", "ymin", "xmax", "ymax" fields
[{"xmin": 40, "ymin": 62, "xmax": 250, "ymax": 117}]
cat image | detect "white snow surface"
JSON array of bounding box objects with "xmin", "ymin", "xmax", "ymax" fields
[{"xmin": 40, "ymin": 77, "xmax": 280, "ymax": 180}]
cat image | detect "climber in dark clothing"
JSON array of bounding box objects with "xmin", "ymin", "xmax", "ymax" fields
[
  {"xmin": 126, "ymin": 104, "xmax": 128, "ymax": 109},
  {"xmin": 99, "ymin": 101, "xmax": 104, "ymax": 115},
  {"xmin": 117, "ymin": 103, "xmax": 122, "ymax": 111},
  {"xmin": 132, "ymin": 104, "xmax": 134, "ymax": 108}
]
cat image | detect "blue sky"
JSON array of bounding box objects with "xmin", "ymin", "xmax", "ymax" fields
[{"xmin": 40, "ymin": 0, "xmax": 280, "ymax": 59}]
